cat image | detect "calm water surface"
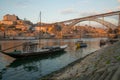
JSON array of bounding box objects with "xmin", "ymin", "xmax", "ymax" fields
[{"xmin": 0, "ymin": 38, "xmax": 103, "ymax": 80}]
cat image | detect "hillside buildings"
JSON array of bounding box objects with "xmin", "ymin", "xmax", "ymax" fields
[
  {"xmin": 0, "ymin": 14, "xmax": 111, "ymax": 39},
  {"xmin": 0, "ymin": 14, "xmax": 18, "ymax": 25}
]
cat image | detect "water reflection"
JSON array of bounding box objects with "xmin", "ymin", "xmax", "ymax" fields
[
  {"xmin": 23, "ymin": 65, "xmax": 38, "ymax": 72},
  {"xmin": 9, "ymin": 51, "xmax": 66, "ymax": 68},
  {"xmin": 0, "ymin": 51, "xmax": 66, "ymax": 80},
  {"xmin": 0, "ymin": 68, "xmax": 7, "ymax": 80},
  {"xmin": 0, "ymin": 38, "xmax": 102, "ymax": 80},
  {"xmin": 74, "ymin": 48, "xmax": 84, "ymax": 58}
]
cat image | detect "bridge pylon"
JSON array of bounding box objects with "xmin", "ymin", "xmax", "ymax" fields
[{"xmin": 119, "ymin": 13, "xmax": 120, "ymax": 27}]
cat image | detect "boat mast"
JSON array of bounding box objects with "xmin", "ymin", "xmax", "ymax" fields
[{"xmin": 39, "ymin": 11, "xmax": 41, "ymax": 48}]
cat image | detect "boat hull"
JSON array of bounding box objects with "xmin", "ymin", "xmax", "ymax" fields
[
  {"xmin": 2, "ymin": 48, "xmax": 66, "ymax": 58},
  {"xmin": 76, "ymin": 43, "xmax": 87, "ymax": 48}
]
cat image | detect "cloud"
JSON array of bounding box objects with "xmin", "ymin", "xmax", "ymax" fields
[
  {"xmin": 116, "ymin": 0, "xmax": 120, "ymax": 10},
  {"xmin": 118, "ymin": 0, "xmax": 120, "ymax": 2},
  {"xmin": 0, "ymin": 7, "xmax": 2, "ymax": 10},
  {"xmin": 60, "ymin": 8, "xmax": 77, "ymax": 15},
  {"xmin": 15, "ymin": 0, "xmax": 30, "ymax": 8},
  {"xmin": 79, "ymin": 11, "xmax": 99, "ymax": 17},
  {"xmin": 77, "ymin": 0, "xmax": 89, "ymax": 5},
  {"xmin": 117, "ymin": 6, "xmax": 120, "ymax": 10}
]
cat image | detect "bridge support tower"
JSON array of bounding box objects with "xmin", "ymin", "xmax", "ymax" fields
[
  {"xmin": 117, "ymin": 13, "xmax": 120, "ymax": 38},
  {"xmin": 119, "ymin": 13, "xmax": 120, "ymax": 27}
]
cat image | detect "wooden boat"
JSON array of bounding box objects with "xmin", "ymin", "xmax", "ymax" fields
[
  {"xmin": 1, "ymin": 44, "xmax": 67, "ymax": 58},
  {"xmin": 76, "ymin": 40, "xmax": 87, "ymax": 48},
  {"xmin": 0, "ymin": 12, "xmax": 68, "ymax": 58},
  {"xmin": 100, "ymin": 39, "xmax": 106, "ymax": 47},
  {"xmin": 108, "ymin": 39, "xmax": 119, "ymax": 44},
  {"xmin": 9, "ymin": 51, "xmax": 66, "ymax": 68}
]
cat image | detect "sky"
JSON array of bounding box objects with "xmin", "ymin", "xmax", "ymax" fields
[{"xmin": 0, "ymin": 0, "xmax": 120, "ymax": 24}]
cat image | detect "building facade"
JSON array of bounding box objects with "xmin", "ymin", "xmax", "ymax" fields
[{"xmin": 3, "ymin": 14, "xmax": 18, "ymax": 21}]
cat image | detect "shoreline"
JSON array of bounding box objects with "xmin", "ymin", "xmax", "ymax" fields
[
  {"xmin": 40, "ymin": 47, "xmax": 104, "ymax": 79},
  {"xmin": 0, "ymin": 37, "xmax": 107, "ymax": 41},
  {"xmin": 40, "ymin": 41, "xmax": 120, "ymax": 80}
]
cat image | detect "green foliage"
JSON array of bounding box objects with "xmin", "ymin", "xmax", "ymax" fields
[
  {"xmin": 106, "ymin": 60, "xmax": 110, "ymax": 64},
  {"xmin": 114, "ymin": 56, "xmax": 120, "ymax": 61}
]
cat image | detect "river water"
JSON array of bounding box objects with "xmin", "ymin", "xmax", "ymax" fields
[{"xmin": 0, "ymin": 38, "xmax": 104, "ymax": 80}]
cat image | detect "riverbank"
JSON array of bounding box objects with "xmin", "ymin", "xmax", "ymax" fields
[{"xmin": 41, "ymin": 41, "xmax": 120, "ymax": 80}]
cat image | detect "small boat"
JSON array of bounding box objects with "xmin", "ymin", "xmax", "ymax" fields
[
  {"xmin": 108, "ymin": 39, "xmax": 119, "ymax": 44},
  {"xmin": 100, "ymin": 39, "xmax": 106, "ymax": 47},
  {"xmin": 75, "ymin": 40, "xmax": 87, "ymax": 48},
  {"xmin": 1, "ymin": 44, "xmax": 67, "ymax": 58},
  {"xmin": 75, "ymin": 28, "xmax": 87, "ymax": 49}
]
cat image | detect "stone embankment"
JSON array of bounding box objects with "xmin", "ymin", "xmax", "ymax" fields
[{"xmin": 41, "ymin": 41, "xmax": 120, "ymax": 80}]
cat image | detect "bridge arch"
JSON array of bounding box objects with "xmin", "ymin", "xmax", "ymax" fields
[{"xmin": 68, "ymin": 18, "xmax": 117, "ymax": 29}]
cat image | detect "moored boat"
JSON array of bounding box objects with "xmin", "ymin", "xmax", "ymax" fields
[
  {"xmin": 0, "ymin": 12, "xmax": 68, "ymax": 58},
  {"xmin": 1, "ymin": 44, "xmax": 67, "ymax": 58},
  {"xmin": 75, "ymin": 40, "xmax": 87, "ymax": 48},
  {"xmin": 100, "ymin": 39, "xmax": 106, "ymax": 47},
  {"xmin": 108, "ymin": 39, "xmax": 119, "ymax": 44}
]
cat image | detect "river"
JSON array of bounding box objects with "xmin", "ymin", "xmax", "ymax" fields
[{"xmin": 0, "ymin": 38, "xmax": 105, "ymax": 80}]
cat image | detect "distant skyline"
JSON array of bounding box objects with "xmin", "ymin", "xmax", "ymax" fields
[{"xmin": 0, "ymin": 0, "xmax": 120, "ymax": 24}]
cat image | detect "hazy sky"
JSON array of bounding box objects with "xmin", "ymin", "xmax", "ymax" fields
[{"xmin": 0, "ymin": 0, "xmax": 120, "ymax": 23}]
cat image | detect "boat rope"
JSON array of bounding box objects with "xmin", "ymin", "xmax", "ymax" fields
[{"xmin": 0, "ymin": 43, "xmax": 25, "ymax": 52}]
